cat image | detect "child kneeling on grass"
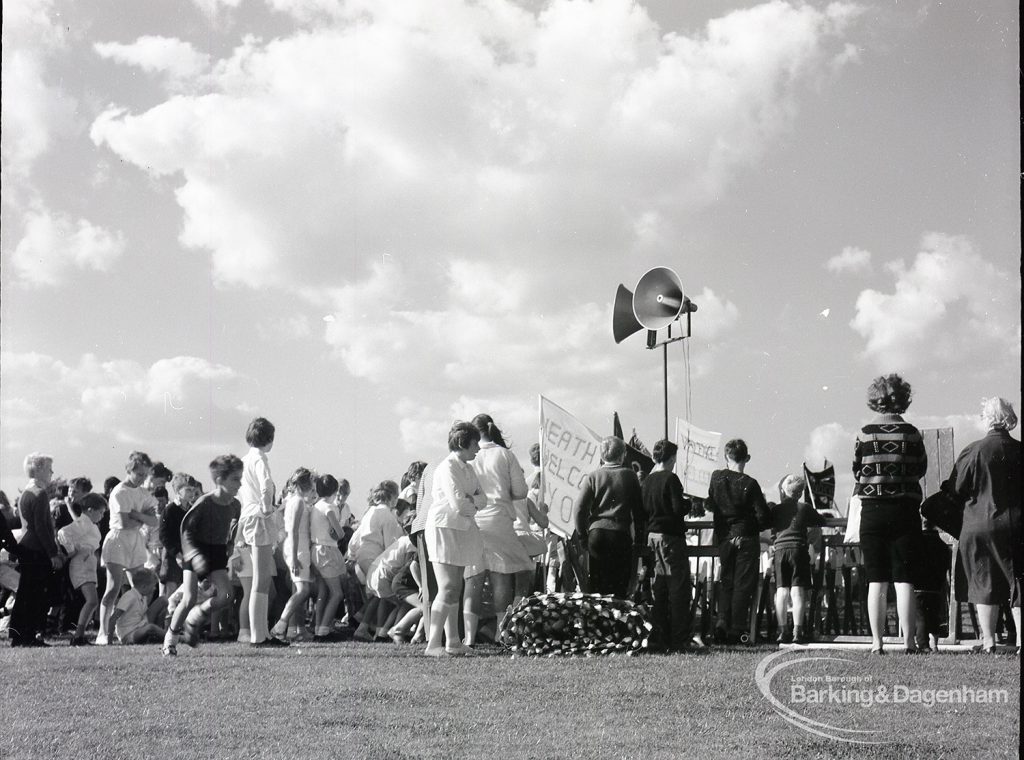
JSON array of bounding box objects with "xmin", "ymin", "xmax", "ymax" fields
[
  {"xmin": 365, "ymin": 534, "xmax": 421, "ymax": 643},
  {"xmin": 163, "ymin": 455, "xmax": 242, "ymax": 656},
  {"xmin": 769, "ymin": 474, "xmax": 826, "ymax": 645},
  {"xmin": 109, "ymin": 568, "xmax": 165, "ymax": 644}
]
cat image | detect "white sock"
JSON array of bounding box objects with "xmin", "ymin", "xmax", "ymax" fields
[
  {"xmin": 250, "ymin": 591, "xmax": 269, "ymax": 643},
  {"xmin": 237, "ymin": 628, "xmax": 251, "ymax": 642}
]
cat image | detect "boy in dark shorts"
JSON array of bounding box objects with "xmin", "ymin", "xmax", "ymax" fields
[
  {"xmin": 162, "ymin": 455, "xmax": 243, "ymax": 656},
  {"xmin": 770, "ymin": 474, "xmax": 826, "ymax": 644}
]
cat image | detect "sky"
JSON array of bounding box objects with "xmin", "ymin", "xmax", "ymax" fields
[{"xmin": 1, "ymin": 0, "xmax": 1019, "ymax": 516}]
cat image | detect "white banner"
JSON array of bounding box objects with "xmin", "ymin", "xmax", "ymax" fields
[
  {"xmin": 674, "ymin": 418, "xmax": 722, "ymax": 499},
  {"xmin": 538, "ymin": 396, "xmax": 604, "ymax": 538}
]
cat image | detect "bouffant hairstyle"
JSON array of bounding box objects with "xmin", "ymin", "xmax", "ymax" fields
[
  {"xmin": 600, "ymin": 436, "xmax": 626, "ymax": 465},
  {"xmin": 866, "ymin": 373, "xmax": 913, "ymax": 414},
  {"xmin": 724, "ymin": 439, "xmax": 749, "ymax": 464},
  {"xmin": 472, "ymin": 413, "xmax": 508, "ymax": 448},
  {"xmin": 981, "ymin": 397, "xmax": 1018, "ymax": 431},
  {"xmin": 245, "ymin": 417, "xmax": 276, "ymax": 448},
  {"xmin": 368, "ymin": 480, "xmax": 400, "ymax": 506},
  {"xmin": 315, "ymin": 474, "xmax": 339, "ymax": 498},
  {"xmin": 448, "ymin": 422, "xmax": 481, "ymax": 453},
  {"xmin": 150, "ymin": 462, "xmax": 173, "ymax": 482},
  {"xmin": 651, "ymin": 440, "xmax": 678, "ymax": 464},
  {"xmin": 208, "ymin": 454, "xmax": 243, "ymax": 482}
]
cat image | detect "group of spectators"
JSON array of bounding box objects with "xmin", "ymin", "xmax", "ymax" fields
[
  {"xmin": 571, "ymin": 374, "xmax": 1021, "ymax": 654},
  {"xmin": 1, "ymin": 374, "xmax": 1020, "ymax": 656}
]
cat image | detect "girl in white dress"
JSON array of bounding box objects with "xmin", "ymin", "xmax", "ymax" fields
[
  {"xmin": 97, "ymin": 452, "xmax": 159, "ymax": 645},
  {"xmin": 270, "ymin": 468, "xmax": 317, "ymax": 641},
  {"xmin": 424, "ymin": 422, "xmax": 485, "ymax": 656},
  {"xmin": 464, "ymin": 414, "xmax": 535, "ymax": 645}
]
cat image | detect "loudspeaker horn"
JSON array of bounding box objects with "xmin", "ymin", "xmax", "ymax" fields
[
  {"xmin": 633, "ymin": 267, "xmax": 684, "ymax": 330},
  {"xmin": 612, "ymin": 283, "xmax": 644, "ymax": 344}
]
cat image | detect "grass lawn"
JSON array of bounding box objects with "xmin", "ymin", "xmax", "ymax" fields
[{"xmin": 2, "ymin": 640, "xmax": 1019, "ymax": 759}]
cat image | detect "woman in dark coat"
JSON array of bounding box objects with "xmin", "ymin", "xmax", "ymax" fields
[{"xmin": 945, "ymin": 397, "xmax": 1021, "ymax": 652}]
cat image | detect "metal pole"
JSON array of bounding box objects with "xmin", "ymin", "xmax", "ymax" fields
[{"xmin": 663, "ymin": 341, "xmax": 669, "ymax": 441}]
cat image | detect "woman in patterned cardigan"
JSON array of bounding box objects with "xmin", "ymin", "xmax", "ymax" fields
[{"xmin": 853, "ymin": 373, "xmax": 927, "ymax": 654}]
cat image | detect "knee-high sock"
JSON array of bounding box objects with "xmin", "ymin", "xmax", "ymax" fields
[
  {"xmin": 250, "ymin": 591, "xmax": 269, "ymax": 643},
  {"xmin": 463, "ymin": 610, "xmax": 480, "ymax": 645}
]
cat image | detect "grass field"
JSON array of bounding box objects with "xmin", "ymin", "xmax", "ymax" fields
[{"xmin": 2, "ymin": 640, "xmax": 1019, "ymax": 759}]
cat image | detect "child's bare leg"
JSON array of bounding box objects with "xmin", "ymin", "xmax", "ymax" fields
[
  {"xmin": 775, "ymin": 587, "xmax": 791, "ymax": 630},
  {"xmin": 791, "ymin": 586, "xmax": 807, "ymax": 632},
  {"xmin": 98, "ymin": 564, "xmax": 128, "ymax": 643},
  {"xmin": 463, "ymin": 572, "xmax": 485, "ymax": 646},
  {"xmin": 75, "ymin": 583, "xmax": 99, "ymax": 640},
  {"xmin": 272, "ymin": 581, "xmax": 311, "ymax": 638}
]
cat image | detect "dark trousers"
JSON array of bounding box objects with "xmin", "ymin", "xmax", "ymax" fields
[
  {"xmin": 588, "ymin": 529, "xmax": 632, "ymax": 598},
  {"xmin": 718, "ymin": 536, "xmax": 760, "ymax": 637},
  {"xmin": 648, "ymin": 533, "xmax": 691, "ymax": 651},
  {"xmin": 9, "ymin": 550, "xmax": 53, "ymax": 643}
]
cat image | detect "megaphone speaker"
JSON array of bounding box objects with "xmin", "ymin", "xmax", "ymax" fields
[
  {"xmin": 612, "ymin": 284, "xmax": 644, "ymax": 344},
  {"xmin": 633, "ymin": 267, "xmax": 684, "ymax": 330}
]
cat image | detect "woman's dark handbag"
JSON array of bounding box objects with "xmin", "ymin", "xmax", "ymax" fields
[{"xmin": 920, "ymin": 489, "xmax": 964, "ymax": 539}]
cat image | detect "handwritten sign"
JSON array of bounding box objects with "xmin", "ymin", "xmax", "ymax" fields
[
  {"xmin": 674, "ymin": 418, "xmax": 722, "ymax": 499},
  {"xmin": 539, "ymin": 396, "xmax": 603, "ymax": 538}
]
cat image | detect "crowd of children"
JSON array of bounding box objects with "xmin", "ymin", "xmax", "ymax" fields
[{"xmin": 1, "ymin": 397, "xmax": 1018, "ymax": 656}]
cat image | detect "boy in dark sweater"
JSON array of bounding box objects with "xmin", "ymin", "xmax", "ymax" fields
[
  {"xmin": 769, "ymin": 474, "xmax": 826, "ymax": 644},
  {"xmin": 706, "ymin": 439, "xmax": 770, "ymax": 644},
  {"xmin": 641, "ymin": 440, "xmax": 693, "ymax": 651}
]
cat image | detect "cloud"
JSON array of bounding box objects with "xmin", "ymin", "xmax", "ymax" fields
[
  {"xmin": 90, "ymin": 0, "xmax": 862, "ymax": 292},
  {"xmin": 0, "ymin": 351, "xmax": 252, "ymax": 483},
  {"xmin": 9, "ymin": 205, "xmax": 126, "ymax": 287},
  {"xmin": 318, "ymin": 258, "xmax": 741, "ymax": 457},
  {"xmin": 94, "ymin": 36, "xmax": 211, "ymax": 90},
  {"xmin": 825, "ymin": 245, "xmax": 872, "ymax": 275},
  {"xmin": 850, "ymin": 233, "xmax": 1020, "ymax": 371},
  {"xmin": 0, "ymin": 0, "xmax": 76, "ymax": 181}
]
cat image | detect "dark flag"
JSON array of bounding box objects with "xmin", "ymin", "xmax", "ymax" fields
[
  {"xmin": 803, "ymin": 460, "xmax": 836, "ymax": 510},
  {"xmin": 613, "ymin": 412, "xmax": 654, "ymax": 480}
]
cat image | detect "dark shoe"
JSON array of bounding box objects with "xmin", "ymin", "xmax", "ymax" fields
[
  {"xmin": 251, "ymin": 636, "xmax": 290, "ymax": 648},
  {"xmin": 313, "ymin": 631, "xmax": 346, "ymax": 643},
  {"xmin": 712, "ymin": 627, "xmax": 728, "ymax": 645},
  {"xmin": 69, "ymin": 636, "xmax": 92, "ymax": 647},
  {"xmin": 777, "ymin": 629, "xmax": 793, "ymax": 645},
  {"xmin": 162, "ymin": 644, "xmax": 177, "ymax": 657},
  {"xmin": 869, "ymin": 645, "xmax": 885, "ymax": 656},
  {"xmin": 793, "ymin": 629, "xmax": 809, "ymax": 645}
]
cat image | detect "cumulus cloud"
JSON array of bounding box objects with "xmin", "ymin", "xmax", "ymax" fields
[
  {"xmin": 850, "ymin": 233, "xmax": 1020, "ymax": 371},
  {"xmin": 90, "ymin": 0, "xmax": 862, "ymax": 292},
  {"xmin": 94, "ymin": 36, "xmax": 211, "ymax": 90},
  {"xmin": 0, "ymin": 0, "xmax": 76, "ymax": 181},
  {"xmin": 10, "ymin": 206, "xmax": 126, "ymax": 286},
  {"xmin": 825, "ymin": 245, "xmax": 872, "ymax": 275},
  {"xmin": 318, "ymin": 258, "xmax": 740, "ymax": 456},
  {"xmin": 0, "ymin": 351, "xmax": 252, "ymax": 483}
]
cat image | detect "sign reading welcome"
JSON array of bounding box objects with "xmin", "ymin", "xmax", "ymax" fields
[{"xmin": 538, "ymin": 396, "xmax": 603, "ymax": 538}]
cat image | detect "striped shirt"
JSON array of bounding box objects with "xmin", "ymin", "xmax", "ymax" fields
[{"xmin": 852, "ymin": 414, "xmax": 927, "ymax": 500}]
